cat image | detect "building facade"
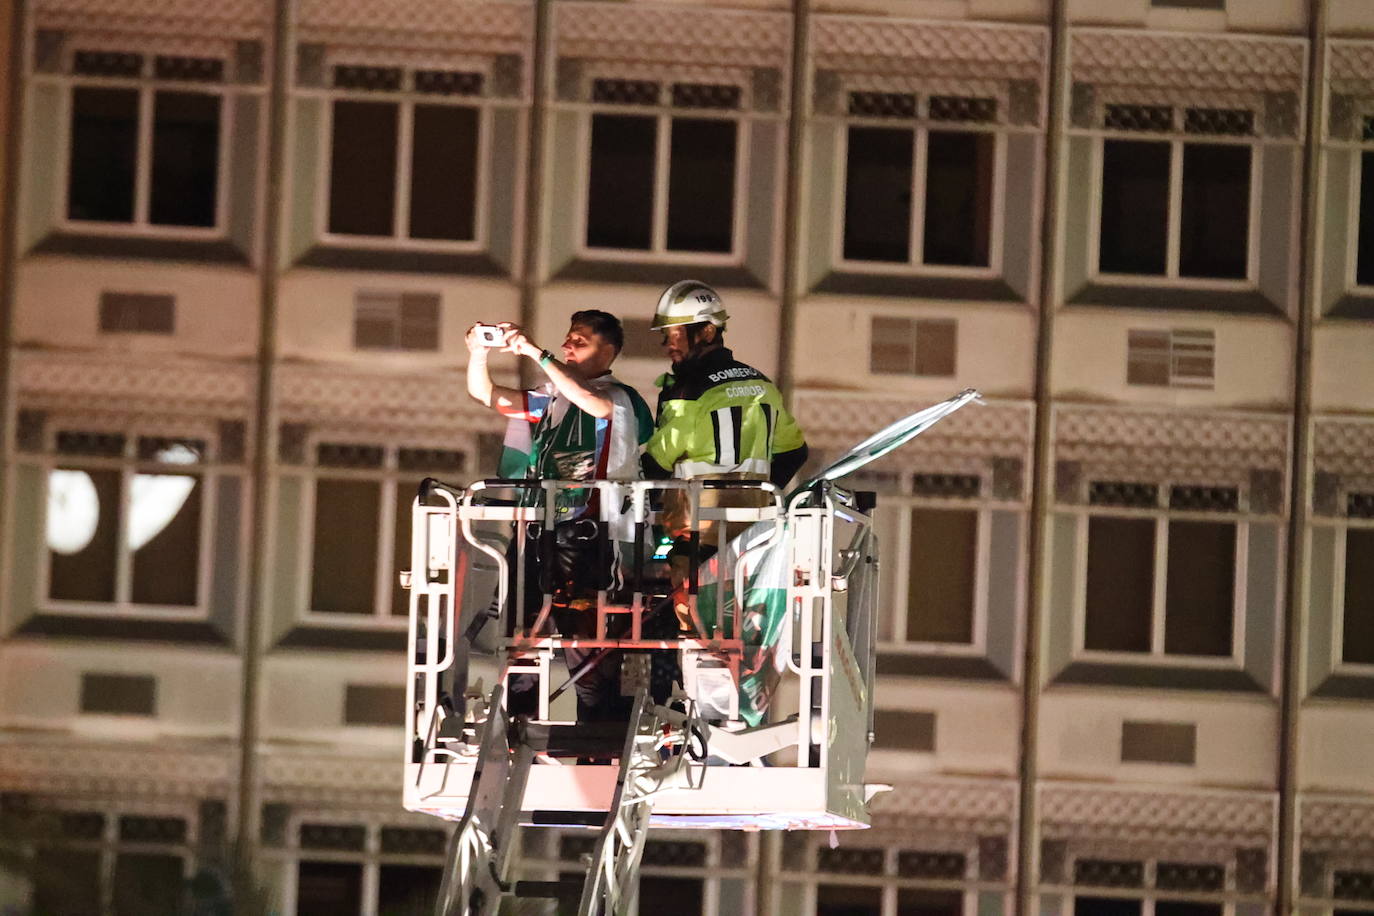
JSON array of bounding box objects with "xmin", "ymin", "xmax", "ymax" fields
[{"xmin": 1, "ymin": 0, "xmax": 1373, "ymax": 913}]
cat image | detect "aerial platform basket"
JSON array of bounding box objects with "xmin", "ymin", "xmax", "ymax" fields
[{"xmin": 401, "ymin": 473, "xmax": 884, "ymax": 832}]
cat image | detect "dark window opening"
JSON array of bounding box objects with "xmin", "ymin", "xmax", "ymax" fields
[
  {"xmin": 1099, "ymin": 139, "xmax": 1170, "ymax": 275},
  {"xmin": 1084, "ymin": 516, "xmax": 1155, "ymax": 652},
  {"xmin": 844, "ymin": 125, "xmax": 913, "ymax": 262},
  {"xmin": 666, "ymin": 117, "xmax": 737, "ymax": 253},
  {"xmin": 898, "ymin": 887, "xmax": 964, "ymax": 916},
  {"xmin": 923, "ymin": 130, "xmax": 994, "ymax": 267},
  {"xmin": 68, "ymin": 87, "xmax": 138, "ymax": 222},
  {"xmin": 150, "ymin": 91, "xmax": 221, "ymax": 227},
  {"xmin": 667, "ymin": 118, "xmax": 741, "ymax": 254},
  {"xmin": 409, "ymin": 104, "xmax": 479, "ymax": 241},
  {"xmin": 637, "ymin": 876, "xmax": 705, "ymax": 916},
  {"xmin": 311, "ymin": 478, "xmax": 381, "ymax": 614},
  {"xmin": 586, "ymin": 114, "xmax": 656, "ymax": 249},
  {"xmin": 1164, "ymin": 519, "xmax": 1236, "ymax": 656},
  {"xmin": 378, "ymin": 864, "xmax": 442, "ymax": 915},
  {"xmin": 297, "ymin": 861, "xmax": 363, "ymax": 916},
  {"xmin": 1357, "ymin": 151, "xmax": 1374, "ymax": 287},
  {"xmin": 817, "ymin": 884, "xmax": 882, "ymax": 916},
  {"xmin": 1179, "ymin": 143, "xmax": 1250, "ymax": 279},
  {"xmin": 1074, "ymin": 897, "xmax": 1142, "ymax": 916},
  {"xmin": 907, "ymin": 507, "xmax": 978, "ymax": 643},
  {"xmin": 32, "ymin": 848, "xmax": 102, "ymax": 915},
  {"xmin": 113, "ymin": 853, "xmax": 184, "ymax": 916},
  {"xmin": 1344, "ymin": 528, "xmax": 1374, "ymax": 665},
  {"xmin": 329, "ymin": 100, "xmax": 399, "ymax": 236},
  {"xmin": 130, "ymin": 473, "xmax": 202, "ymax": 606}
]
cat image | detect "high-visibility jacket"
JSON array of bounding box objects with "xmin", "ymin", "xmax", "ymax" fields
[{"xmin": 641, "ymin": 347, "xmax": 807, "ymax": 485}]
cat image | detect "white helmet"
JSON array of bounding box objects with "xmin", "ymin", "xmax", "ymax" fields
[{"xmin": 651, "ymin": 280, "xmax": 728, "ymax": 331}]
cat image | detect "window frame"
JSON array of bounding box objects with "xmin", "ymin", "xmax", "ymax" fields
[
  {"xmin": 519, "ymin": 827, "xmax": 754, "ymax": 916},
  {"xmin": 1088, "ymin": 127, "xmax": 1263, "ymax": 290},
  {"xmin": 1322, "ymin": 514, "xmax": 1374, "ymax": 677},
  {"xmin": 573, "ymin": 98, "xmax": 751, "ymax": 265},
  {"xmin": 778, "ymin": 835, "xmax": 999, "ymax": 916},
  {"xmin": 834, "ymin": 116, "xmax": 1008, "ymax": 278},
  {"xmin": 1070, "ymin": 500, "xmax": 1256, "ymax": 666},
  {"xmin": 309, "ymin": 83, "xmax": 492, "ymax": 253},
  {"xmin": 36, "ymin": 427, "xmax": 220, "ymax": 620},
  {"xmin": 879, "ymin": 497, "xmax": 1000, "ymax": 656},
  {"xmin": 298, "ymin": 440, "xmax": 459, "ymax": 627},
  {"xmin": 1056, "ymin": 851, "xmax": 1269, "ymax": 915},
  {"xmin": 21, "ymin": 799, "xmax": 199, "ymax": 912},
  {"xmin": 46, "ymin": 64, "xmax": 236, "ymax": 239},
  {"xmin": 273, "ymin": 810, "xmax": 450, "ymax": 916}
]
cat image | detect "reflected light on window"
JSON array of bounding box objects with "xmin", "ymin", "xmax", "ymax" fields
[
  {"xmin": 129, "ymin": 474, "xmax": 196, "ymax": 550},
  {"xmin": 46, "ymin": 470, "xmax": 100, "ymax": 555},
  {"xmin": 156, "ymin": 443, "xmax": 199, "ymax": 465},
  {"xmin": 47, "ymin": 470, "xmax": 196, "ymax": 555}
]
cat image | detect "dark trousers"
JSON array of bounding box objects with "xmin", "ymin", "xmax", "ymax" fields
[{"xmin": 507, "ymin": 520, "xmax": 630, "ymax": 722}]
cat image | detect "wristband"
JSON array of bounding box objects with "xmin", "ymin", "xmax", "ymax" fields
[{"xmin": 538, "ymin": 349, "xmax": 555, "ymax": 368}]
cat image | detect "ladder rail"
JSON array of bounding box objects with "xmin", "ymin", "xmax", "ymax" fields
[{"xmin": 436, "ymin": 686, "xmax": 530, "ymax": 916}]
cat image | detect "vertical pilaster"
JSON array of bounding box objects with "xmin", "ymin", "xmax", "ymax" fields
[
  {"xmin": 1278, "ymin": 2, "xmax": 1328, "ymax": 913},
  {"xmin": 1018, "ymin": 1, "xmax": 1070, "ymax": 915}
]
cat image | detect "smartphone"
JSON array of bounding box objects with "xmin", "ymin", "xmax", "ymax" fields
[{"xmin": 473, "ymin": 324, "xmax": 508, "ymax": 348}]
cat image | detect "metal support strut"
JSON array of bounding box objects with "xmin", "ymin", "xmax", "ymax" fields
[{"xmin": 433, "ymin": 686, "xmax": 707, "ymax": 916}]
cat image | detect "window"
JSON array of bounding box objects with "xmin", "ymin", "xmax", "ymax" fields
[
  {"xmin": 44, "ymin": 432, "xmax": 211, "ymax": 612},
  {"xmin": 323, "ymin": 65, "xmax": 482, "ymax": 245},
  {"xmin": 583, "ymin": 79, "xmax": 741, "ymax": 257},
  {"xmin": 64, "ymin": 51, "xmax": 225, "ymax": 231},
  {"xmin": 879, "ymin": 476, "xmax": 995, "ymax": 652},
  {"xmin": 1126, "ymin": 329, "xmax": 1214, "ymax": 388},
  {"xmin": 841, "ymin": 94, "xmax": 999, "ymax": 270},
  {"xmin": 870, "ymin": 317, "xmax": 957, "ymax": 376},
  {"xmin": 23, "ymin": 809, "xmax": 193, "ymax": 916},
  {"xmin": 523, "ymin": 830, "xmax": 747, "ymax": 915},
  {"xmin": 307, "ymin": 442, "xmax": 465, "ymax": 619},
  {"xmin": 1097, "ymin": 105, "xmax": 1254, "ymax": 281},
  {"xmin": 804, "ymin": 843, "xmax": 972, "ymax": 916},
  {"xmin": 1080, "ymin": 482, "xmax": 1247, "ymax": 659},
  {"xmin": 292, "ymin": 821, "xmax": 445, "ymax": 915}
]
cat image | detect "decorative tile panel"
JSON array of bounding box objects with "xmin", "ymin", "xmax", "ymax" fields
[
  {"xmin": 1328, "ymin": 40, "xmax": 1374, "ymax": 105},
  {"xmin": 868, "ymin": 778, "xmax": 1018, "ymax": 846},
  {"xmin": 553, "ymin": 3, "xmax": 790, "ymax": 109},
  {"xmin": 0, "ymin": 742, "xmax": 233, "ymax": 799},
  {"xmin": 1040, "ymin": 784, "xmax": 1276, "ymax": 860},
  {"xmin": 274, "ymin": 364, "xmax": 505, "ymax": 442},
  {"xmin": 1070, "ymin": 28, "xmax": 1307, "ymax": 139},
  {"xmin": 811, "ymin": 15, "xmax": 1047, "ymax": 128},
  {"xmin": 1314, "ymin": 417, "xmax": 1374, "ymax": 488},
  {"xmin": 14, "ymin": 352, "xmax": 254, "ymax": 422},
  {"xmin": 793, "ymin": 391, "xmax": 1032, "ymax": 487},
  {"xmin": 1302, "ymin": 796, "xmax": 1374, "ymax": 862},
  {"xmin": 295, "ymin": 0, "xmax": 533, "ymax": 94},
  {"xmin": 261, "ymin": 753, "xmax": 398, "ymax": 805},
  {"xmin": 1053, "ymin": 404, "xmax": 1290, "ymax": 492}
]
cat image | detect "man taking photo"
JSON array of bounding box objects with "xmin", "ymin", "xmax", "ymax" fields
[{"xmin": 466, "ymin": 310, "xmax": 653, "ymax": 721}]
